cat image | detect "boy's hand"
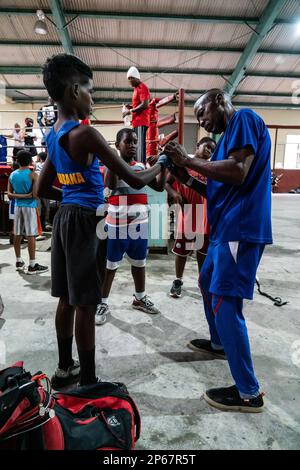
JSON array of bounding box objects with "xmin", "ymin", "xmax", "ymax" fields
[
  {"xmin": 157, "ymin": 154, "xmax": 171, "ymax": 169},
  {"xmin": 147, "ymin": 155, "xmax": 158, "ymax": 166}
]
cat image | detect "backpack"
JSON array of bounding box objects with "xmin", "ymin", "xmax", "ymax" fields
[{"xmin": 0, "ymin": 362, "xmax": 141, "ymax": 450}]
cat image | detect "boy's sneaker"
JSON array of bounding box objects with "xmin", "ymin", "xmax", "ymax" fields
[
  {"xmin": 36, "ymin": 235, "xmax": 46, "ymax": 241},
  {"xmin": 203, "ymin": 385, "xmax": 265, "ymax": 413},
  {"xmin": 187, "ymin": 339, "xmax": 226, "ymax": 359},
  {"xmin": 132, "ymin": 295, "xmax": 160, "ymax": 315},
  {"xmin": 169, "ymin": 279, "xmax": 183, "ymax": 298},
  {"xmin": 16, "ymin": 261, "xmax": 25, "ymax": 271},
  {"xmin": 95, "ymin": 303, "xmax": 110, "ymax": 326},
  {"xmin": 27, "ymin": 263, "xmax": 48, "ymax": 275},
  {"xmin": 51, "ymin": 360, "xmax": 81, "ymax": 390}
]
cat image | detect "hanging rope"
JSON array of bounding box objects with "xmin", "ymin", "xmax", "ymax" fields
[{"xmin": 255, "ymin": 277, "xmax": 288, "ymax": 307}]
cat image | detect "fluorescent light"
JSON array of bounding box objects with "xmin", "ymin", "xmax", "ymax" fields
[{"xmin": 34, "ymin": 10, "xmax": 48, "ymax": 35}]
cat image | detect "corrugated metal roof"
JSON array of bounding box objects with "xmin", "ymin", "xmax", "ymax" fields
[
  {"xmin": 278, "ymin": 0, "xmax": 300, "ymax": 19},
  {"xmin": 0, "ymin": 14, "xmax": 59, "ymax": 42},
  {"xmin": 249, "ymin": 53, "xmax": 300, "ymax": 74},
  {"xmin": 0, "ymin": 45, "xmax": 63, "ymax": 66},
  {"xmin": 234, "ymin": 94, "xmax": 293, "ymax": 105},
  {"xmin": 238, "ymin": 76, "xmax": 299, "ymax": 94},
  {"xmin": 0, "ymin": 1, "xmax": 298, "ymax": 108},
  {"xmin": 0, "ymin": 1, "xmax": 49, "ymax": 8},
  {"xmin": 91, "ymin": 71, "xmax": 226, "ymax": 91},
  {"xmin": 7, "ymin": 89, "xmax": 48, "ymax": 99},
  {"xmin": 62, "ymin": 0, "xmax": 268, "ymax": 17},
  {"xmin": 261, "ymin": 24, "xmax": 300, "ymax": 51},
  {"xmin": 69, "ymin": 18, "xmax": 251, "ymax": 49},
  {"xmin": 75, "ymin": 47, "xmax": 239, "ymax": 70},
  {"xmin": 3, "ymin": 75, "xmax": 43, "ymax": 86}
]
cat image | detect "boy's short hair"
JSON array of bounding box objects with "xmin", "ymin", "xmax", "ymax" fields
[
  {"xmin": 25, "ymin": 117, "xmax": 34, "ymax": 127},
  {"xmin": 38, "ymin": 151, "xmax": 47, "ymax": 162},
  {"xmin": 196, "ymin": 136, "xmax": 216, "ymax": 148},
  {"xmin": 116, "ymin": 128, "xmax": 137, "ymax": 143},
  {"xmin": 16, "ymin": 150, "xmax": 32, "ymax": 167},
  {"xmin": 42, "ymin": 53, "xmax": 93, "ymax": 102}
]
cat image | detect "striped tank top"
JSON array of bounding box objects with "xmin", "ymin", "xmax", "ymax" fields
[{"xmin": 106, "ymin": 160, "xmax": 148, "ymax": 227}]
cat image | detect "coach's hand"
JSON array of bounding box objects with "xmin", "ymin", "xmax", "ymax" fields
[{"xmin": 164, "ymin": 141, "xmax": 189, "ymax": 167}]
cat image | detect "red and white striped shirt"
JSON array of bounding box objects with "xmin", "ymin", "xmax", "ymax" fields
[{"xmin": 106, "ymin": 161, "xmax": 149, "ymax": 227}]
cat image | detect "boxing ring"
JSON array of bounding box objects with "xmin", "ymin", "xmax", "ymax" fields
[{"xmin": 145, "ymin": 88, "xmax": 185, "ymax": 253}]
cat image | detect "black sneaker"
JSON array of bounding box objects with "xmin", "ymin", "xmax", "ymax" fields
[
  {"xmin": 16, "ymin": 261, "xmax": 25, "ymax": 271},
  {"xmin": 187, "ymin": 339, "xmax": 226, "ymax": 359},
  {"xmin": 51, "ymin": 360, "xmax": 80, "ymax": 390},
  {"xmin": 27, "ymin": 263, "xmax": 48, "ymax": 275},
  {"xmin": 169, "ymin": 279, "xmax": 183, "ymax": 298},
  {"xmin": 203, "ymin": 385, "xmax": 265, "ymax": 413}
]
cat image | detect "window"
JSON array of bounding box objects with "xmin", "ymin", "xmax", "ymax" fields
[{"xmin": 284, "ymin": 135, "xmax": 300, "ymax": 169}]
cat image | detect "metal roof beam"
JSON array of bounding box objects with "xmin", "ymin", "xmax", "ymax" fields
[
  {"xmin": 224, "ymin": 0, "xmax": 286, "ymax": 96},
  {"xmin": 2, "ymin": 65, "xmax": 300, "ymax": 80},
  {"xmin": 4, "ymin": 85, "xmax": 296, "ymax": 99},
  {"xmin": 12, "ymin": 96, "xmax": 300, "ymax": 110},
  {"xmin": 0, "ymin": 8, "xmax": 296, "ymax": 26},
  {"xmin": 0, "ymin": 39, "xmax": 299, "ymax": 57},
  {"xmin": 49, "ymin": 0, "xmax": 74, "ymax": 54}
]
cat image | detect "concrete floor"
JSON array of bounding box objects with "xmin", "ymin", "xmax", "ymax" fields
[{"xmin": 0, "ymin": 194, "xmax": 299, "ymax": 450}]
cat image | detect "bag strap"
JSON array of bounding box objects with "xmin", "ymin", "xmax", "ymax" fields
[
  {"xmin": 124, "ymin": 395, "xmax": 141, "ymax": 442},
  {"xmin": 0, "ymin": 367, "xmax": 24, "ymax": 390}
]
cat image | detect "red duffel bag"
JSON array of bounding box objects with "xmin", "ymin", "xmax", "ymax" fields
[{"xmin": 0, "ymin": 362, "xmax": 141, "ymax": 450}]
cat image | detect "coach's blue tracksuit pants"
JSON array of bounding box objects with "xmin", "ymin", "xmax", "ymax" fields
[{"xmin": 199, "ymin": 241, "xmax": 265, "ymax": 398}]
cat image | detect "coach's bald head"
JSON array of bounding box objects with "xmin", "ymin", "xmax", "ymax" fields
[{"xmin": 194, "ymin": 89, "xmax": 235, "ymax": 135}]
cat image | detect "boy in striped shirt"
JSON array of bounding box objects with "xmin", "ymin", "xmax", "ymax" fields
[{"xmin": 96, "ymin": 128, "xmax": 167, "ymax": 324}]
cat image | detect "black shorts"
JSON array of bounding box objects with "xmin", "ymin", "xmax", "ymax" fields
[
  {"xmin": 51, "ymin": 205, "xmax": 107, "ymax": 306},
  {"xmin": 133, "ymin": 126, "xmax": 148, "ymax": 164},
  {"xmin": 13, "ymin": 147, "xmax": 23, "ymax": 157}
]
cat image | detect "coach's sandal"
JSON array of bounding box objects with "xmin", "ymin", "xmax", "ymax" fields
[
  {"xmin": 203, "ymin": 385, "xmax": 265, "ymax": 413},
  {"xmin": 187, "ymin": 338, "xmax": 226, "ymax": 359},
  {"xmin": 27, "ymin": 263, "xmax": 49, "ymax": 275},
  {"xmin": 95, "ymin": 303, "xmax": 110, "ymax": 326},
  {"xmin": 16, "ymin": 261, "xmax": 25, "ymax": 271},
  {"xmin": 132, "ymin": 294, "xmax": 160, "ymax": 315},
  {"xmin": 169, "ymin": 279, "xmax": 183, "ymax": 298},
  {"xmin": 51, "ymin": 359, "xmax": 81, "ymax": 390}
]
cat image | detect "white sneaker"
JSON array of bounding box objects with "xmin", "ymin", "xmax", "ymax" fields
[
  {"xmin": 36, "ymin": 235, "xmax": 46, "ymax": 241},
  {"xmin": 51, "ymin": 359, "xmax": 80, "ymax": 389},
  {"xmin": 95, "ymin": 303, "xmax": 110, "ymax": 325}
]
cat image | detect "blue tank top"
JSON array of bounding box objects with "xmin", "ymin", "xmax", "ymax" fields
[
  {"xmin": 9, "ymin": 168, "xmax": 37, "ymax": 208},
  {"xmin": 46, "ymin": 121, "xmax": 104, "ymax": 210}
]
